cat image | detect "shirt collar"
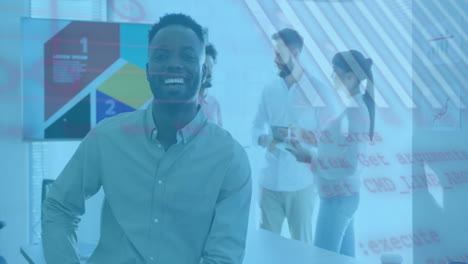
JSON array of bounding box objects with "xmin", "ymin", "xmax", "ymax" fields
[
  {"xmin": 144, "ymin": 102, "xmax": 207, "ymax": 144},
  {"xmin": 282, "ymin": 72, "xmax": 307, "ymax": 90}
]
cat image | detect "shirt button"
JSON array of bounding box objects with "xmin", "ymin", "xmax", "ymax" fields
[
  {"xmin": 150, "ymin": 256, "xmax": 155, "ymax": 261},
  {"xmin": 158, "ymin": 180, "xmax": 163, "ymax": 185},
  {"xmin": 154, "ymin": 218, "xmax": 159, "ymax": 223},
  {"xmin": 157, "ymin": 144, "xmax": 162, "ymax": 148}
]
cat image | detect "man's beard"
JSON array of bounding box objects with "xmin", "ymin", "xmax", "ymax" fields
[{"xmin": 277, "ymin": 58, "xmax": 294, "ymax": 78}]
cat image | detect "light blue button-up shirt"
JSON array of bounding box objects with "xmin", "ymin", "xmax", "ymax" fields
[{"xmin": 42, "ymin": 103, "xmax": 252, "ymax": 264}]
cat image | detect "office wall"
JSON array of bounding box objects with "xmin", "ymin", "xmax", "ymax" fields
[
  {"xmin": 412, "ymin": 0, "xmax": 468, "ymax": 263},
  {"xmin": 0, "ymin": 0, "xmax": 30, "ymax": 263}
]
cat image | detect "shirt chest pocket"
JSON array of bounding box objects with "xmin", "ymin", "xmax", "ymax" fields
[
  {"xmin": 164, "ymin": 168, "xmax": 219, "ymax": 222},
  {"xmin": 166, "ymin": 190, "xmax": 217, "ymax": 235},
  {"xmin": 162, "ymin": 155, "xmax": 224, "ymax": 222},
  {"xmin": 168, "ymin": 191, "xmax": 213, "ymax": 215}
]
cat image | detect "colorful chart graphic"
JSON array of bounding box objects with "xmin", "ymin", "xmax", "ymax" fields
[{"xmin": 22, "ymin": 18, "xmax": 152, "ymax": 139}]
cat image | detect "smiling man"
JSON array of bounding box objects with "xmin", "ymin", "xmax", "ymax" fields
[{"xmin": 42, "ymin": 14, "xmax": 252, "ymax": 264}]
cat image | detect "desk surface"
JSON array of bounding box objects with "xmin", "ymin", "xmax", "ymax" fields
[
  {"xmin": 21, "ymin": 229, "xmax": 360, "ymax": 264},
  {"xmin": 244, "ymin": 229, "xmax": 360, "ymax": 264}
]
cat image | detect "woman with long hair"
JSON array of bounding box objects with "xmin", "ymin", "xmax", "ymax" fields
[{"xmin": 287, "ymin": 49, "xmax": 375, "ymax": 257}]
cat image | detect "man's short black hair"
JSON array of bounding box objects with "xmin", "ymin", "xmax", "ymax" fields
[
  {"xmin": 205, "ymin": 43, "xmax": 217, "ymax": 62},
  {"xmin": 272, "ymin": 28, "xmax": 303, "ymax": 52},
  {"xmin": 148, "ymin": 13, "xmax": 205, "ymax": 44}
]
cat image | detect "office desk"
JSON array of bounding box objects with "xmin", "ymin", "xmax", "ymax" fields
[
  {"xmin": 244, "ymin": 229, "xmax": 360, "ymax": 264},
  {"xmin": 21, "ymin": 229, "xmax": 360, "ymax": 264}
]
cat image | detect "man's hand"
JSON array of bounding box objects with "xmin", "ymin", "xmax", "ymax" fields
[
  {"xmin": 258, "ymin": 135, "xmax": 281, "ymax": 153},
  {"xmin": 267, "ymin": 140, "xmax": 281, "ymax": 153},
  {"xmin": 257, "ymin": 135, "xmax": 270, "ymax": 148},
  {"xmin": 274, "ymin": 127, "xmax": 289, "ymax": 142},
  {"xmin": 285, "ymin": 138, "xmax": 312, "ymax": 163}
]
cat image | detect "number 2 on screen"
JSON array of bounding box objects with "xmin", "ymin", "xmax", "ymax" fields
[{"xmin": 105, "ymin": 99, "xmax": 116, "ymax": 115}]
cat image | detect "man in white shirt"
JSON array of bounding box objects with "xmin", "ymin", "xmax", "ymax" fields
[{"xmin": 252, "ymin": 28, "xmax": 318, "ymax": 243}]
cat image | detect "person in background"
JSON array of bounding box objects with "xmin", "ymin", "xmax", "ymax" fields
[
  {"xmin": 286, "ymin": 49, "xmax": 375, "ymax": 257},
  {"xmin": 199, "ymin": 43, "xmax": 223, "ymax": 127},
  {"xmin": 42, "ymin": 13, "xmax": 251, "ymax": 264},
  {"xmin": 252, "ymin": 28, "xmax": 318, "ymax": 243}
]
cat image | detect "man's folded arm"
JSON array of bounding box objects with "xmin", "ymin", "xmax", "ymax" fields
[{"xmin": 41, "ymin": 133, "xmax": 102, "ymax": 264}]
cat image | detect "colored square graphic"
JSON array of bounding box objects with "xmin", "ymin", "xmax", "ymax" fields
[{"xmin": 96, "ymin": 62, "xmax": 152, "ymax": 109}]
